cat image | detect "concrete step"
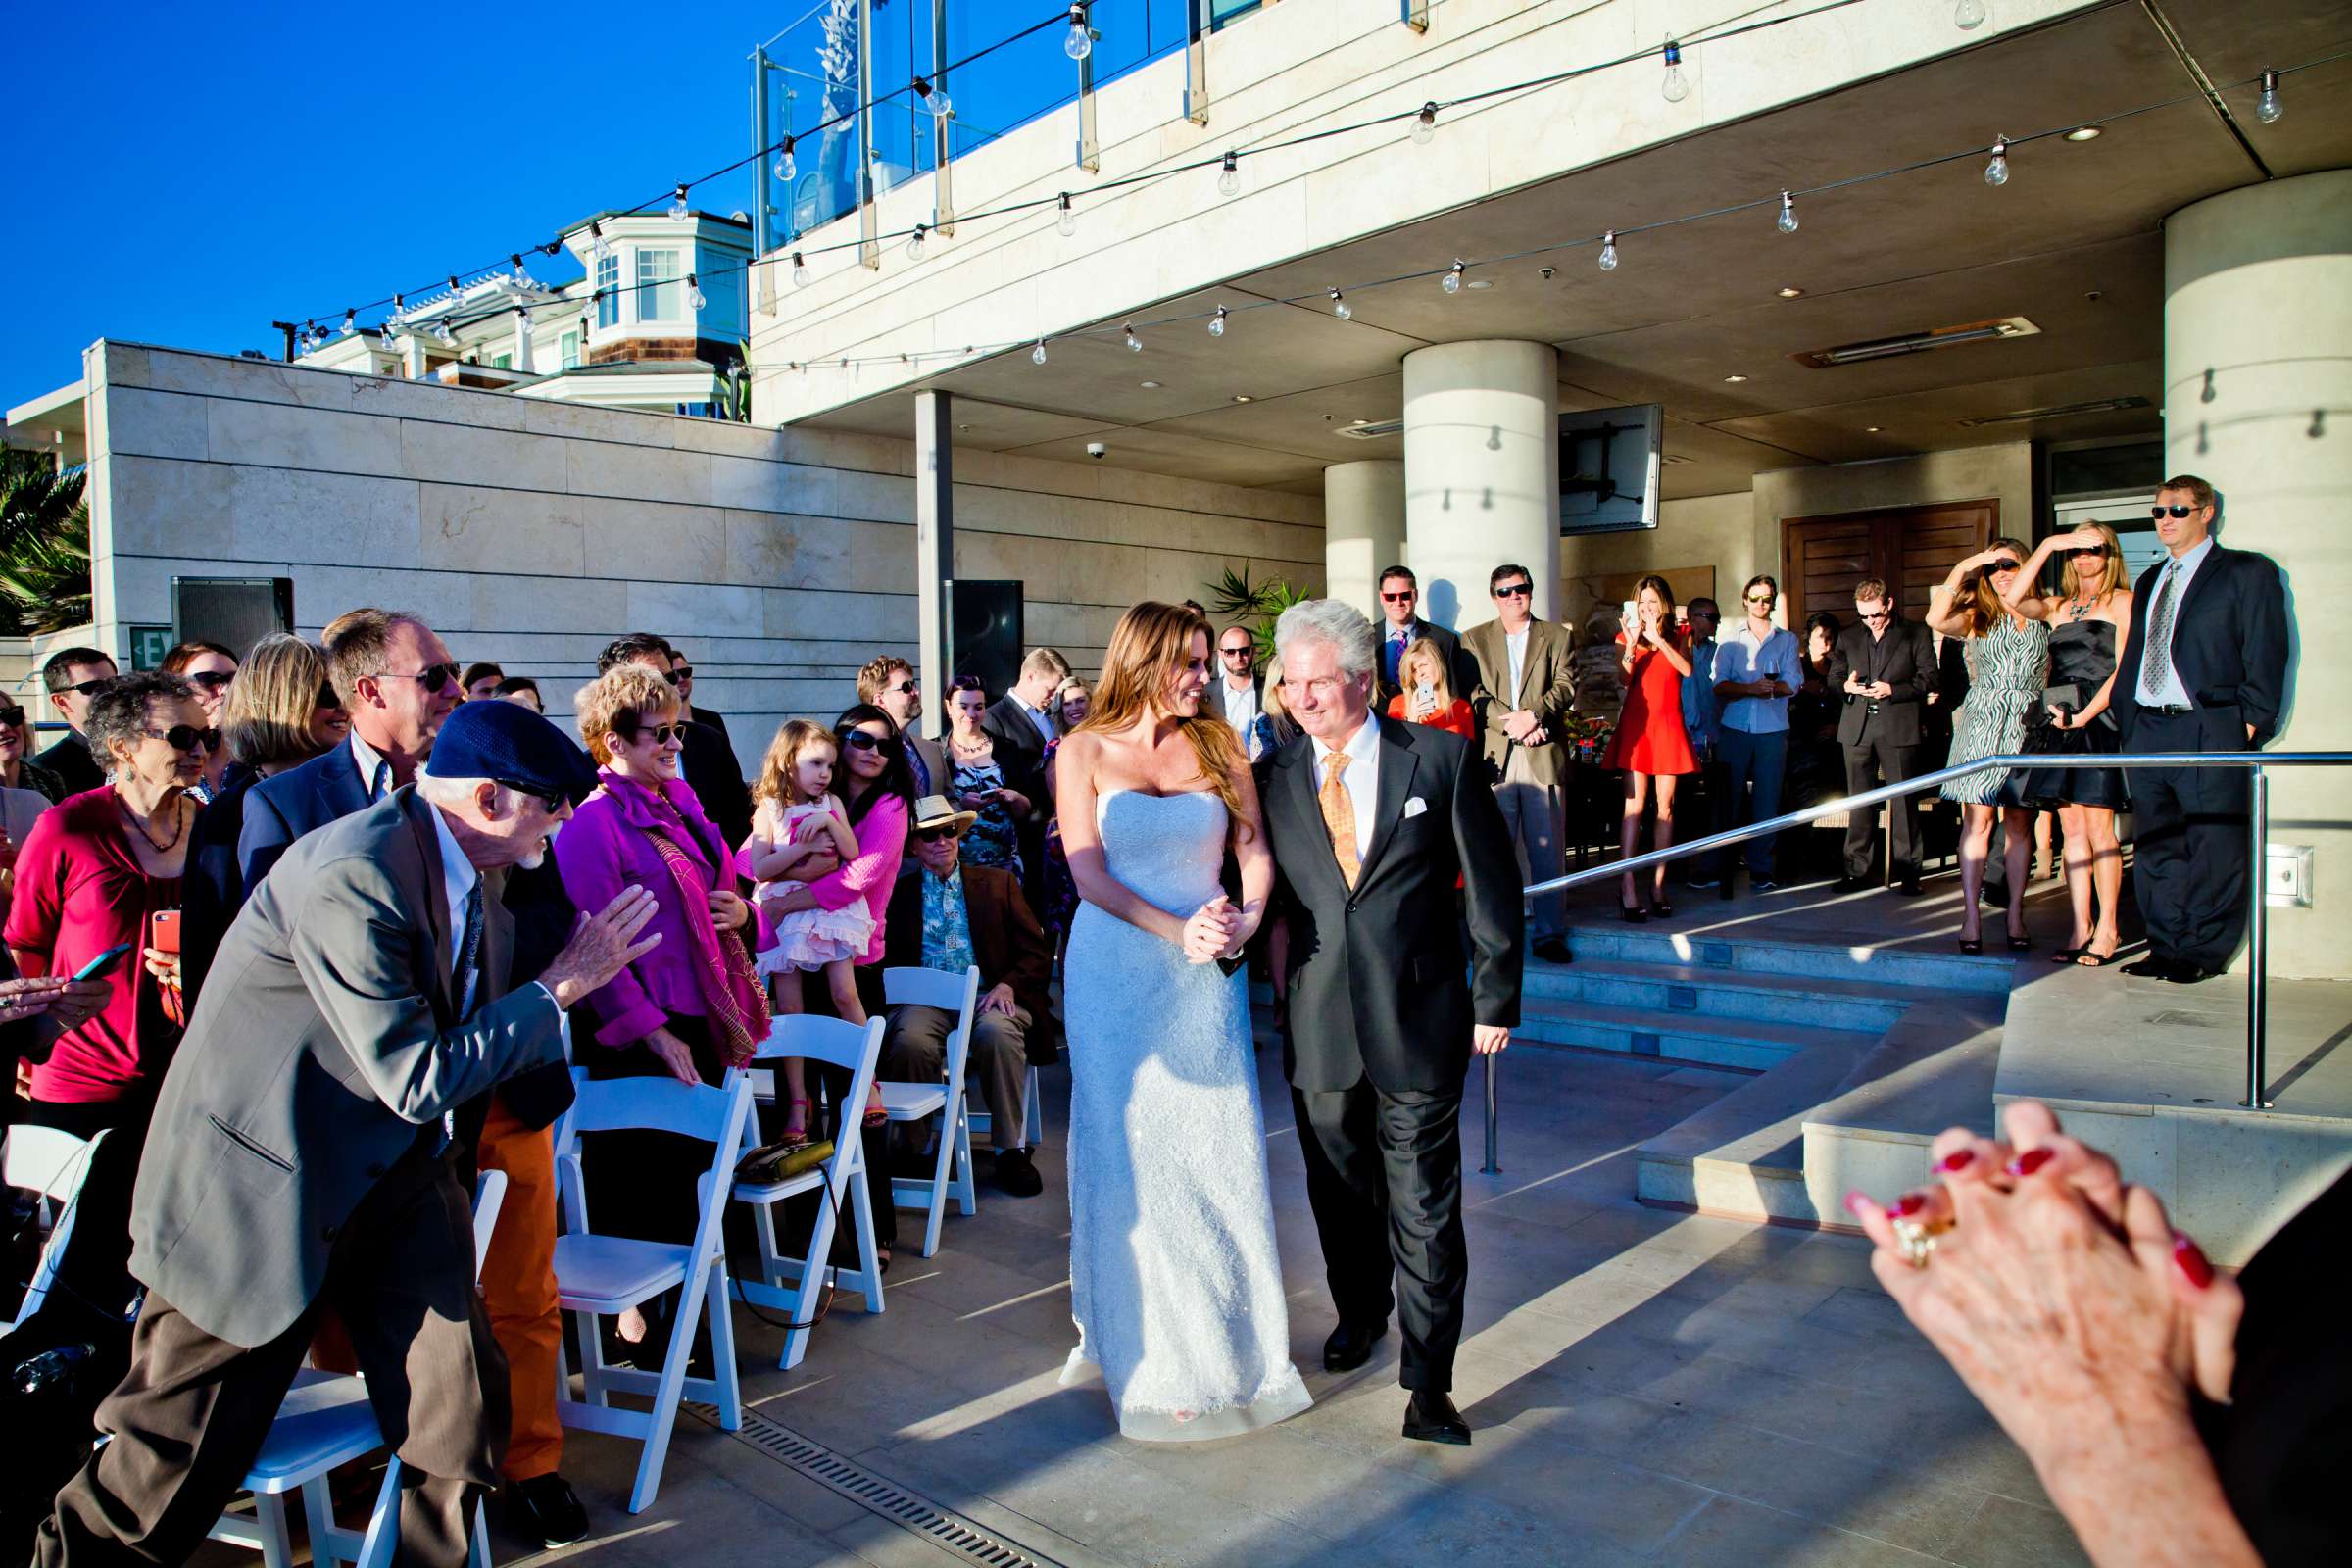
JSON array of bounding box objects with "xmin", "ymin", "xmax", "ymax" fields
[
  {"xmin": 1516, "ymin": 996, "xmax": 1879, "ymax": 1074},
  {"xmin": 1797, "ymin": 999, "xmax": 2007, "ymax": 1227},
  {"xmin": 1560, "ymin": 920, "xmax": 2012, "ymax": 996},
  {"xmin": 1635, "ymin": 1029, "xmax": 1883, "ymax": 1222},
  {"xmin": 1522, "ymin": 957, "xmax": 1911, "ymax": 1034}
]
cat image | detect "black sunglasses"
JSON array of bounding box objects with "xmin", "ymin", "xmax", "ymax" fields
[
  {"xmin": 146, "ymin": 725, "xmax": 220, "ymax": 754},
  {"xmin": 1860, "ymin": 609, "xmax": 1891, "ymax": 620},
  {"xmin": 1380, "ymin": 589, "xmax": 1416, "ymax": 603},
  {"xmin": 68, "ymin": 676, "xmax": 116, "ymax": 698},
  {"xmin": 1987, "ymin": 559, "xmax": 2023, "ymax": 573},
  {"xmin": 184, "ymin": 670, "xmax": 236, "ymax": 693},
  {"xmin": 671, "ymin": 665, "xmax": 693, "ymax": 682},
  {"xmin": 2151, "ymin": 504, "xmax": 2196, "ymax": 518},
  {"xmin": 914, "ymin": 823, "xmax": 964, "ymax": 843},
  {"xmin": 0, "ymin": 706, "xmax": 23, "ymax": 727},
  {"xmin": 1493, "ymin": 582, "xmax": 1533, "ymax": 598},
  {"xmin": 889, "ymin": 678, "xmax": 919, "ymax": 696},
  {"xmin": 839, "ymin": 729, "xmax": 886, "ymax": 753},
  {"xmin": 626, "ymin": 722, "xmax": 685, "ymax": 745},
  {"xmin": 379, "ymin": 662, "xmax": 460, "ymax": 694},
  {"xmin": 2065, "ymin": 546, "xmax": 2110, "ymax": 561},
  {"xmin": 499, "ymin": 780, "xmax": 565, "ymax": 813},
  {"xmin": 1220, "ymin": 645, "xmax": 1253, "ymax": 658},
  {"xmin": 317, "ymin": 683, "xmax": 344, "ymax": 710}
]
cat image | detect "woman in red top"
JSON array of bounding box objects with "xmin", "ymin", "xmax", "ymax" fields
[
  {"xmin": 5, "ymin": 672, "xmax": 206, "ymax": 1134},
  {"xmin": 1599, "ymin": 576, "xmax": 1697, "ymax": 919},
  {"xmin": 1383, "ymin": 637, "xmax": 1477, "ymax": 741}
]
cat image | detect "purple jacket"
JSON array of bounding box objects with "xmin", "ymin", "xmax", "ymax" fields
[
  {"xmin": 555, "ymin": 767, "xmax": 774, "ymax": 1048},
  {"xmin": 805, "ymin": 791, "xmax": 907, "ymax": 966}
]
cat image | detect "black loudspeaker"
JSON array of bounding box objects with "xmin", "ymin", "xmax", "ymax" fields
[
  {"xmin": 948, "ymin": 580, "xmax": 1024, "ymax": 701},
  {"xmin": 172, "ymin": 577, "xmax": 295, "ymax": 660}
]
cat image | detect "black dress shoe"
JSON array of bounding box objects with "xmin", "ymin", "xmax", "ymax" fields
[
  {"xmin": 1402, "ymin": 1390, "xmax": 1471, "ymax": 1446},
  {"xmin": 991, "ymin": 1148, "xmax": 1044, "ymax": 1197},
  {"xmin": 1892, "ymin": 878, "xmax": 1923, "ymax": 897},
  {"xmin": 2122, "ymin": 956, "xmax": 2174, "ymax": 979},
  {"xmin": 1532, "ymin": 936, "xmax": 1573, "ymax": 965},
  {"xmin": 1831, "ymin": 876, "xmax": 1873, "ymax": 894},
  {"xmin": 2165, "ymin": 963, "xmax": 2218, "ymax": 984},
  {"xmin": 508, "ymin": 1473, "xmax": 591, "ymax": 1549},
  {"xmin": 1322, "ymin": 1320, "xmax": 1384, "ymax": 1373}
]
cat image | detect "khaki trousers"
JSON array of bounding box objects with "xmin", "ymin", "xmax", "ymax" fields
[
  {"xmin": 884, "ymin": 1002, "xmax": 1032, "ymax": 1152},
  {"xmin": 1496, "ymin": 749, "xmax": 1565, "ymax": 938}
]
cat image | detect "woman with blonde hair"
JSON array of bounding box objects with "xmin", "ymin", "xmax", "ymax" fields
[
  {"xmin": 1931, "ymin": 537, "xmax": 2051, "ymax": 954},
  {"xmin": 1385, "ymin": 636, "xmax": 1476, "ymax": 741},
  {"xmin": 1054, "ymin": 600, "xmax": 1310, "ymax": 1441},
  {"xmin": 2003, "ymin": 522, "xmax": 2136, "ymax": 964}
]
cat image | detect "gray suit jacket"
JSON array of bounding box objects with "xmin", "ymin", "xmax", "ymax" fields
[
  {"xmin": 130, "ymin": 789, "xmax": 565, "ymax": 1348},
  {"xmin": 1462, "ymin": 617, "xmax": 1580, "ymax": 787}
]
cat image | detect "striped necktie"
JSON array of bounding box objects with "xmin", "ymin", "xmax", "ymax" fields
[{"xmin": 2141, "ymin": 564, "xmax": 2179, "ymax": 699}]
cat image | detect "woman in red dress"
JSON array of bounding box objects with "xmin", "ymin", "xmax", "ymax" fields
[{"xmin": 1599, "ymin": 576, "xmax": 1697, "ymax": 919}]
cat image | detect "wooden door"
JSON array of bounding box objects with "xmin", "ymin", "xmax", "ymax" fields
[{"xmin": 1783, "ymin": 501, "xmax": 1998, "ymax": 628}]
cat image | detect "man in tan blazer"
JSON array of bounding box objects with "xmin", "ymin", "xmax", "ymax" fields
[{"xmin": 1462, "ymin": 564, "xmax": 1578, "ymax": 963}]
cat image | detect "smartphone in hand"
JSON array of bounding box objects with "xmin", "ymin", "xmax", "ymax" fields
[
  {"xmin": 150, "ymin": 909, "xmax": 181, "ymax": 956},
  {"xmin": 73, "ymin": 943, "xmax": 137, "ymax": 982}
]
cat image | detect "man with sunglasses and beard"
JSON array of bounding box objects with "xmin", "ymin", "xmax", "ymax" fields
[
  {"xmin": 36, "ymin": 646, "xmax": 120, "ymax": 798},
  {"xmin": 2110, "ymin": 475, "xmax": 2287, "ymax": 984}
]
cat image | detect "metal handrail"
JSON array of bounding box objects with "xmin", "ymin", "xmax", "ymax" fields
[{"xmin": 1475, "ymin": 749, "xmax": 2352, "ymax": 1173}]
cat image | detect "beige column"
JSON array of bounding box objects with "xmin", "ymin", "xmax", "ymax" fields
[
  {"xmin": 1322, "ymin": 460, "xmax": 1405, "ymax": 621},
  {"xmin": 1400, "ymin": 341, "xmax": 1560, "ymax": 631},
  {"xmin": 2164, "ymin": 169, "xmax": 2352, "ymax": 980}
]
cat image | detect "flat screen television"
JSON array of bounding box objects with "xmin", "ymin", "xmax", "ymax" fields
[{"xmin": 1559, "ymin": 404, "xmax": 1663, "ymax": 535}]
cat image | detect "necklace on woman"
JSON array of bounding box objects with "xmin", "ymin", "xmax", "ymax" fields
[
  {"xmin": 951, "ymin": 733, "xmax": 991, "ymax": 758},
  {"xmin": 122, "ymin": 793, "xmax": 186, "ymax": 854}
]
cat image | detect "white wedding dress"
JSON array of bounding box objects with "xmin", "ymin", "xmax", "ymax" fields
[{"xmin": 1059, "ymin": 789, "xmax": 1313, "ymax": 1442}]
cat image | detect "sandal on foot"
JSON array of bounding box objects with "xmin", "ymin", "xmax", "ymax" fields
[
  {"xmin": 779, "ymin": 1096, "xmax": 814, "ymax": 1152},
  {"xmin": 863, "ymin": 1086, "xmax": 889, "ymax": 1128},
  {"xmin": 2049, "ymin": 947, "xmax": 2084, "ymax": 964},
  {"xmin": 1958, "ymin": 937, "xmax": 1984, "ymax": 956}
]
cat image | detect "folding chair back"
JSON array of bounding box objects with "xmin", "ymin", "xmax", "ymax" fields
[
  {"xmin": 732, "ymin": 1015, "xmax": 888, "ymax": 1369},
  {"xmin": 877, "ymin": 965, "xmax": 980, "ymax": 1255},
  {"xmin": 4, "ymin": 1127, "xmax": 104, "ymax": 1328}
]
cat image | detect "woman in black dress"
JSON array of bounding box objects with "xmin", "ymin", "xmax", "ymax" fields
[{"xmin": 2003, "ymin": 523, "xmax": 2135, "ymax": 965}]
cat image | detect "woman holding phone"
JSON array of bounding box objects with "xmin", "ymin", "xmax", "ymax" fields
[
  {"xmin": 4, "ymin": 673, "xmax": 203, "ymax": 1134},
  {"xmin": 945, "ymin": 676, "xmax": 1029, "ymax": 877},
  {"xmin": 1599, "ymin": 576, "xmax": 1698, "ymax": 919}
]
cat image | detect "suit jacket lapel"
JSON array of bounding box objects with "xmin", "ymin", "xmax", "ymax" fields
[
  {"xmin": 1353, "ymin": 722, "xmax": 1420, "ymax": 890},
  {"xmin": 401, "ymin": 792, "xmax": 458, "ymax": 1016},
  {"xmin": 1273, "ymin": 740, "xmax": 1349, "ymax": 902}
]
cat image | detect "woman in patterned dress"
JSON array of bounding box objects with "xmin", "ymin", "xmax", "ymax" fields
[
  {"xmin": 1929, "ymin": 538, "xmax": 2049, "ymax": 955},
  {"xmin": 945, "ymin": 676, "xmax": 1029, "ymax": 877}
]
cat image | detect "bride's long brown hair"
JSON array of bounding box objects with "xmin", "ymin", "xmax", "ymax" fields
[{"xmin": 1076, "ymin": 601, "xmax": 1251, "ymax": 842}]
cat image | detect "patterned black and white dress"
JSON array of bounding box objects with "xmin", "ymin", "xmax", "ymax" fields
[{"xmin": 1939, "ymin": 616, "xmax": 2050, "ymax": 806}]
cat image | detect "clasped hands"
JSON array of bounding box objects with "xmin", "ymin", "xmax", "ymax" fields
[
  {"xmin": 1500, "ymin": 709, "xmax": 1549, "ymax": 748},
  {"xmin": 1182, "ymin": 895, "xmax": 1254, "ymax": 964},
  {"xmin": 1844, "ymin": 677, "xmax": 1893, "ymax": 699}
]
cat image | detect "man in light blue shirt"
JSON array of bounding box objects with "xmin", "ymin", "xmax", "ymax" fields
[{"xmin": 1710, "ymin": 576, "xmax": 1803, "ymax": 888}]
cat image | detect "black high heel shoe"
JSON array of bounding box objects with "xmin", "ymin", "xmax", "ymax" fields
[
  {"xmin": 1649, "ymin": 898, "xmax": 1674, "ymax": 919},
  {"xmin": 1619, "ymin": 901, "xmax": 1648, "ymax": 923}
]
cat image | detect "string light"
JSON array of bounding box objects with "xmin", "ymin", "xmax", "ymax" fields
[
  {"xmin": 1598, "ymin": 230, "xmax": 1618, "ymax": 270},
  {"xmin": 1442, "ymin": 260, "xmax": 1466, "ymax": 294},
  {"xmin": 1064, "ymin": 4, "xmax": 1092, "ymax": 61},
  {"xmin": 1208, "ymin": 305, "xmax": 1228, "ymax": 337},
  {"xmin": 687, "ymin": 273, "xmax": 707, "ymax": 309},
  {"xmin": 775, "ymin": 136, "xmax": 797, "ymax": 182},
  {"xmin": 511, "ymin": 253, "xmax": 528, "ymax": 280},
  {"xmin": 589, "ymin": 221, "xmax": 609, "ymax": 267},
  {"xmin": 434, "ymin": 318, "xmax": 456, "ymax": 345},
  {"xmin": 668, "ymin": 183, "xmax": 692, "ymax": 221},
  {"xmin": 1217, "ymin": 151, "xmax": 1241, "ymax": 197},
  {"xmin": 1123, "ymin": 324, "xmax": 1142, "ymax": 352},
  {"xmin": 2256, "ymin": 68, "xmax": 2282, "ymax": 122},
  {"xmin": 341, "ymin": 310, "xmax": 357, "ymax": 335},
  {"xmin": 1032, "ymin": 338, "xmax": 1048, "ymax": 365},
  {"xmin": 1661, "ymin": 41, "xmax": 1689, "ymax": 103},
  {"xmin": 1411, "ymin": 102, "xmax": 1438, "ymax": 144},
  {"xmin": 792, "ymin": 252, "xmax": 811, "ymax": 287},
  {"xmin": 913, "ymin": 76, "xmax": 953, "ymax": 118},
  {"xmin": 1777, "ymin": 190, "xmax": 1800, "ymax": 233},
  {"xmin": 1954, "ymin": 0, "xmax": 1985, "ymax": 29},
  {"xmin": 906, "ymin": 223, "xmax": 928, "ymax": 261},
  {"xmin": 1329, "ymin": 287, "xmax": 1350, "ymax": 320},
  {"xmin": 1984, "ymin": 135, "xmax": 2009, "ymax": 185},
  {"xmin": 1057, "ymin": 192, "xmax": 1077, "ymax": 236}
]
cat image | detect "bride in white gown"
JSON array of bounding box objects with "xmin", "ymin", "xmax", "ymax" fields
[{"xmin": 1052, "ymin": 601, "xmax": 1312, "ymax": 1442}]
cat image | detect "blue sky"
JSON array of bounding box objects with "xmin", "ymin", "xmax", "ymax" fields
[{"xmin": 2, "ymin": 0, "xmax": 1184, "ymax": 408}]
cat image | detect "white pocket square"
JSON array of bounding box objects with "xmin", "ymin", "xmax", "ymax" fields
[{"xmin": 1403, "ymin": 797, "xmax": 1429, "ymax": 818}]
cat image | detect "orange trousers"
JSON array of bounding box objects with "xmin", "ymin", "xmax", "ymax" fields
[{"xmin": 476, "ymin": 1095, "xmax": 564, "ymax": 1482}]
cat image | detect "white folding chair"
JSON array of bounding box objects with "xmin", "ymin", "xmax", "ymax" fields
[
  {"xmin": 967, "ymin": 1064, "xmax": 1046, "ymax": 1152},
  {"xmin": 208, "ymin": 1171, "xmax": 509, "ymax": 1568},
  {"xmin": 551, "ymin": 1068, "xmax": 753, "ymax": 1514},
  {"xmin": 4, "ymin": 1126, "xmax": 106, "ymax": 1331},
  {"xmin": 877, "ymin": 965, "xmax": 980, "ymax": 1256},
  {"xmin": 731, "ymin": 1014, "xmax": 887, "ymax": 1370}
]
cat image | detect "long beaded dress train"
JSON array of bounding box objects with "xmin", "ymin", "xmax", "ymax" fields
[{"xmin": 1059, "ymin": 789, "xmax": 1312, "ymax": 1442}]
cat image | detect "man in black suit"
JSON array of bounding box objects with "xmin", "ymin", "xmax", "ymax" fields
[
  {"xmin": 34, "ymin": 646, "xmax": 118, "ymax": 797},
  {"xmin": 980, "ymin": 647, "xmax": 1069, "ymax": 903},
  {"xmin": 2111, "ymin": 475, "xmax": 2289, "ymax": 983},
  {"xmin": 1260, "ymin": 599, "xmax": 1523, "ymax": 1446},
  {"xmin": 1371, "ymin": 565, "xmax": 1478, "ymax": 709},
  {"xmin": 1828, "ymin": 580, "xmax": 1938, "ymax": 895}
]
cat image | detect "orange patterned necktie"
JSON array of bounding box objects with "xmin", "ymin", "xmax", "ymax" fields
[{"xmin": 1319, "ymin": 749, "xmax": 1359, "ymax": 888}]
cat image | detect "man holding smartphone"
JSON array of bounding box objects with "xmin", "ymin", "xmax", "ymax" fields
[{"xmin": 1829, "ymin": 580, "xmax": 1938, "ymax": 895}]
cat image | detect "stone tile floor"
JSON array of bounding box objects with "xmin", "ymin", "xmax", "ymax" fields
[{"xmin": 514, "ymin": 1034, "xmax": 2089, "ymax": 1568}]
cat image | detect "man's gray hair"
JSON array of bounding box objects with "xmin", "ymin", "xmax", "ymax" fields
[
  {"xmin": 416, "ymin": 773, "xmax": 497, "ymax": 810},
  {"xmin": 1274, "ymin": 599, "xmax": 1379, "ymax": 681}
]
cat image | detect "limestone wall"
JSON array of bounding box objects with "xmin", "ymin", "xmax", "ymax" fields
[{"xmin": 79, "ymin": 342, "xmax": 1322, "ymax": 751}]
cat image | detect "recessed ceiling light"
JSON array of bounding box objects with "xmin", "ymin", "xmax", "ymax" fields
[
  {"xmin": 1232, "ymin": 394, "xmax": 1254, "ymax": 403},
  {"xmin": 1778, "ymin": 286, "xmax": 1804, "ymax": 299},
  {"xmin": 1723, "ymin": 374, "xmax": 1749, "ymax": 383},
  {"xmin": 1139, "ymin": 379, "xmax": 1161, "ymax": 388},
  {"xmin": 1350, "ymin": 417, "xmax": 1372, "ymax": 426},
  {"xmin": 2066, "ymin": 125, "xmax": 2103, "ymax": 142},
  {"xmin": 1467, "ymin": 278, "xmax": 1494, "ymax": 290},
  {"xmin": 1865, "ymin": 425, "xmax": 1883, "ymax": 432}
]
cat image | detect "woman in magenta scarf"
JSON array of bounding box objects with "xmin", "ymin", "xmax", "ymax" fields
[{"xmin": 556, "ymin": 662, "xmax": 771, "ymax": 1348}]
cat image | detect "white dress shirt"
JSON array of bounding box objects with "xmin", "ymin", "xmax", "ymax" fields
[
  {"xmin": 1220, "ymin": 674, "xmax": 1260, "ymax": 739},
  {"xmin": 1505, "ymin": 625, "xmax": 1530, "ymax": 706},
  {"xmin": 2136, "ymin": 535, "xmax": 2215, "ymax": 708},
  {"xmin": 426, "ymin": 802, "xmax": 480, "ymax": 1011},
  {"xmin": 1309, "ymin": 711, "xmax": 1380, "ymax": 861},
  {"xmin": 349, "ymin": 730, "xmax": 395, "ymax": 802}
]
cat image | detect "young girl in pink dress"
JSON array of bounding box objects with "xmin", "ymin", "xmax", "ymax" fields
[{"xmin": 742, "ymin": 720, "xmax": 880, "ymax": 1144}]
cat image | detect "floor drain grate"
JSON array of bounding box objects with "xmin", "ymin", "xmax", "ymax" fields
[{"xmin": 686, "ymin": 1403, "xmax": 1067, "ymax": 1567}]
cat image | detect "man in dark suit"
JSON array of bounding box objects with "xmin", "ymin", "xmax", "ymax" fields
[
  {"xmin": 1371, "ymin": 565, "xmax": 1478, "ymax": 710},
  {"xmin": 1828, "ymin": 579, "xmax": 1938, "ymax": 895},
  {"xmin": 2111, "ymin": 475, "xmax": 2289, "ymax": 983},
  {"xmin": 34, "ymin": 646, "xmax": 118, "ymax": 797},
  {"xmin": 981, "ymin": 647, "xmax": 1069, "ymax": 904},
  {"xmin": 239, "ymin": 608, "xmax": 462, "ymax": 895},
  {"xmin": 859, "ymin": 655, "xmax": 946, "ymax": 801},
  {"xmin": 36, "ymin": 702, "xmax": 652, "ymax": 1568},
  {"xmin": 881, "ymin": 795, "xmax": 1055, "ymax": 1197},
  {"xmin": 1260, "ymin": 599, "xmax": 1523, "ymax": 1446}
]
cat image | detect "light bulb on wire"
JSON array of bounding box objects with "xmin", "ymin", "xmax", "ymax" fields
[
  {"xmin": 687, "ymin": 273, "xmax": 707, "ymax": 310},
  {"xmin": 1776, "ymin": 190, "xmax": 1799, "ymax": 234},
  {"xmin": 511, "ymin": 253, "xmax": 528, "ymax": 281},
  {"xmin": 1208, "ymin": 305, "xmax": 1228, "ymax": 338},
  {"xmin": 1984, "ymin": 135, "xmax": 2009, "ymax": 186},
  {"xmin": 2256, "ymin": 69, "xmax": 2282, "ymax": 123},
  {"xmin": 1661, "ymin": 41, "xmax": 1689, "ymax": 103},
  {"xmin": 341, "ymin": 310, "xmax": 357, "ymax": 336},
  {"xmin": 791, "ymin": 252, "xmax": 811, "ymax": 288},
  {"xmin": 1954, "ymin": 0, "xmax": 1986, "ymax": 29},
  {"xmin": 1057, "ymin": 193, "xmax": 1077, "ymax": 237},
  {"xmin": 1598, "ymin": 230, "xmax": 1619, "ymax": 270},
  {"xmin": 1032, "ymin": 338, "xmax": 1049, "ymax": 366},
  {"xmin": 435, "ymin": 318, "xmax": 456, "ymax": 345},
  {"xmin": 913, "ymin": 76, "xmax": 952, "ymax": 118},
  {"xmin": 906, "ymin": 225, "xmax": 927, "ymax": 262},
  {"xmin": 1442, "ymin": 260, "xmax": 1466, "ymax": 294},
  {"xmin": 1124, "ymin": 325, "xmax": 1142, "ymax": 353},
  {"xmin": 1329, "ymin": 287, "xmax": 1350, "ymax": 320},
  {"xmin": 589, "ymin": 221, "xmax": 608, "ymax": 266},
  {"xmin": 1412, "ymin": 102, "xmax": 1438, "ymax": 145},
  {"xmin": 1064, "ymin": 4, "xmax": 1092, "ymax": 61},
  {"xmin": 668, "ymin": 183, "xmax": 692, "ymax": 221},
  {"xmin": 775, "ymin": 137, "xmax": 797, "ymax": 182},
  {"xmin": 1216, "ymin": 151, "xmax": 1241, "ymax": 197}
]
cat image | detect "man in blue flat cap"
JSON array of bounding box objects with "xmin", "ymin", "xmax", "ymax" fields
[{"xmin": 38, "ymin": 700, "xmax": 660, "ymax": 1568}]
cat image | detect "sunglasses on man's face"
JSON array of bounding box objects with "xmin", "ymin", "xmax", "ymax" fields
[
  {"xmin": 185, "ymin": 670, "xmax": 236, "ymax": 694},
  {"xmin": 1745, "ymin": 593, "xmax": 1775, "ymax": 604},
  {"xmin": 915, "ymin": 824, "xmax": 964, "ymax": 843},
  {"xmin": 1220, "ymin": 645, "xmax": 1253, "ymax": 659},
  {"xmin": 147, "ymin": 725, "xmax": 220, "ymax": 754},
  {"xmin": 1381, "ymin": 590, "xmax": 1417, "ymax": 604},
  {"xmin": 2152, "ymin": 504, "xmax": 2197, "ymax": 519},
  {"xmin": 1860, "ymin": 609, "xmax": 1891, "ymax": 622},
  {"xmin": 1493, "ymin": 582, "xmax": 1533, "ymax": 599},
  {"xmin": 499, "ymin": 780, "xmax": 565, "ymax": 814},
  {"xmin": 671, "ymin": 665, "xmax": 693, "ymax": 683},
  {"xmin": 839, "ymin": 729, "xmax": 886, "ymax": 753},
  {"xmin": 889, "ymin": 678, "xmax": 919, "ymax": 696},
  {"xmin": 67, "ymin": 676, "xmax": 115, "ymax": 698},
  {"xmin": 380, "ymin": 662, "xmax": 459, "ymax": 694}
]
